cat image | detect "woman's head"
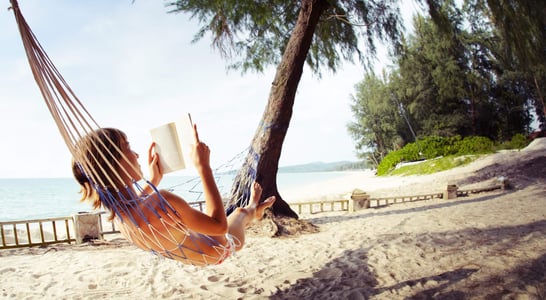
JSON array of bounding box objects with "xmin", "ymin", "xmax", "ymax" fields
[{"xmin": 72, "ymin": 128, "xmax": 143, "ymax": 210}]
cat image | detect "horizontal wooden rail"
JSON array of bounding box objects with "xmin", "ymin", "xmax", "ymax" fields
[
  {"xmin": 457, "ymin": 184, "xmax": 503, "ymax": 197},
  {"xmin": 369, "ymin": 193, "xmax": 444, "ymax": 208},
  {"xmin": 290, "ymin": 200, "xmax": 349, "ymax": 214}
]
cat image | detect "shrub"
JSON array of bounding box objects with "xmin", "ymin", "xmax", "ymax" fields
[
  {"xmin": 376, "ymin": 150, "xmax": 403, "ymax": 175},
  {"xmin": 454, "ymin": 136, "xmax": 495, "ymax": 155},
  {"xmin": 508, "ymin": 133, "xmax": 529, "ymax": 149},
  {"xmin": 376, "ymin": 135, "xmax": 496, "ymax": 175},
  {"xmin": 418, "ymin": 135, "xmax": 462, "ymax": 157}
]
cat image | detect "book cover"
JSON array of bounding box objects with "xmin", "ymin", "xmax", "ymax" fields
[{"xmin": 150, "ymin": 114, "xmax": 194, "ymax": 174}]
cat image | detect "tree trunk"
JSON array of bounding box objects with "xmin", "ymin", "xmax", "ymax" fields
[
  {"xmin": 470, "ymin": 88, "xmax": 476, "ymax": 135},
  {"xmin": 534, "ymin": 75, "xmax": 546, "ymax": 121},
  {"xmin": 226, "ymin": 0, "xmax": 329, "ymax": 219}
]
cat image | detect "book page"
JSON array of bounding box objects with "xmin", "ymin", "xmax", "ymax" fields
[
  {"xmin": 150, "ymin": 122, "xmax": 185, "ymax": 174},
  {"xmin": 176, "ymin": 114, "xmax": 195, "ymax": 170},
  {"xmin": 149, "ymin": 114, "xmax": 195, "ymax": 174}
]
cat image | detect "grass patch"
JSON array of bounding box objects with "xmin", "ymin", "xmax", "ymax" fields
[{"xmin": 387, "ymin": 155, "xmax": 481, "ymax": 176}]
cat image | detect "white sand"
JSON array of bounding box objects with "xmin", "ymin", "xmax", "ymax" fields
[{"xmin": 1, "ymin": 138, "xmax": 545, "ymax": 299}]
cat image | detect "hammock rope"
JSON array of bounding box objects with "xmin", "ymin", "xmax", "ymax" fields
[{"xmin": 10, "ymin": 0, "xmax": 250, "ymax": 266}]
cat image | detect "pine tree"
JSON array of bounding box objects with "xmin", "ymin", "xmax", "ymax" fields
[{"xmin": 168, "ymin": 0, "xmax": 404, "ymax": 218}]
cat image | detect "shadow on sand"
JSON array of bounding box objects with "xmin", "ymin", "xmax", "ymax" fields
[{"xmin": 271, "ymin": 219, "xmax": 546, "ymax": 299}]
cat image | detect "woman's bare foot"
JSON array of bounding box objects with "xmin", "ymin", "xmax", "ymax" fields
[
  {"xmin": 256, "ymin": 196, "xmax": 275, "ymax": 219},
  {"xmin": 248, "ymin": 181, "xmax": 276, "ymax": 220}
]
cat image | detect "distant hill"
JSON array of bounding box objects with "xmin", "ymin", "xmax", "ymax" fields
[{"xmin": 279, "ymin": 161, "xmax": 369, "ymax": 173}]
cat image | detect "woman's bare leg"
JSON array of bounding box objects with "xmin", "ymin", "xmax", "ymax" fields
[{"xmin": 227, "ymin": 182, "xmax": 275, "ymax": 251}]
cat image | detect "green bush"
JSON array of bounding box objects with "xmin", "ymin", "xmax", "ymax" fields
[
  {"xmin": 508, "ymin": 133, "xmax": 529, "ymax": 149},
  {"xmin": 454, "ymin": 136, "xmax": 495, "ymax": 155},
  {"xmin": 376, "ymin": 135, "xmax": 496, "ymax": 175},
  {"xmin": 376, "ymin": 151, "xmax": 403, "ymax": 175},
  {"xmin": 496, "ymin": 133, "xmax": 530, "ymax": 150},
  {"xmin": 398, "ymin": 142, "xmax": 422, "ymax": 161},
  {"xmin": 418, "ymin": 135, "xmax": 462, "ymax": 157},
  {"xmin": 375, "ymin": 133, "xmax": 533, "ymax": 176}
]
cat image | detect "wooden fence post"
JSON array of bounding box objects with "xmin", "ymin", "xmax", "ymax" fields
[
  {"xmin": 349, "ymin": 189, "xmax": 370, "ymax": 212},
  {"xmin": 72, "ymin": 212, "xmax": 102, "ymax": 244},
  {"xmin": 445, "ymin": 184, "xmax": 458, "ymax": 199},
  {"xmin": 497, "ymin": 176, "xmax": 511, "ymax": 190}
]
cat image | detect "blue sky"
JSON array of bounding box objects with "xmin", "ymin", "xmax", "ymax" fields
[{"xmin": 1, "ymin": 0, "xmax": 419, "ymax": 178}]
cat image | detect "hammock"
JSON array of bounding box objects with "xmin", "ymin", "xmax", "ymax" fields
[{"xmin": 10, "ymin": 0, "xmax": 257, "ymax": 266}]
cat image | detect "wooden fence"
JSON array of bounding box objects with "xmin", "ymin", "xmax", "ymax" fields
[
  {"xmin": 0, "ymin": 212, "xmax": 119, "ymax": 250},
  {"xmin": 0, "ymin": 216, "xmax": 74, "ymax": 249},
  {"xmin": 369, "ymin": 192, "xmax": 444, "ymax": 208},
  {"xmin": 290, "ymin": 200, "xmax": 349, "ymax": 214},
  {"xmin": 1, "ymin": 182, "xmax": 506, "ymax": 250}
]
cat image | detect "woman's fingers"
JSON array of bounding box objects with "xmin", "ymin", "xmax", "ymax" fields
[
  {"xmin": 192, "ymin": 123, "xmax": 200, "ymax": 143},
  {"xmin": 147, "ymin": 142, "xmax": 163, "ymax": 186},
  {"xmin": 148, "ymin": 143, "xmax": 161, "ymax": 169},
  {"xmin": 148, "ymin": 142, "xmax": 156, "ymax": 164}
]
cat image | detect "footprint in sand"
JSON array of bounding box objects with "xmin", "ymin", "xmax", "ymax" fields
[
  {"xmin": 0, "ymin": 267, "xmax": 16, "ymax": 273},
  {"xmin": 225, "ymin": 280, "xmax": 247, "ymax": 288}
]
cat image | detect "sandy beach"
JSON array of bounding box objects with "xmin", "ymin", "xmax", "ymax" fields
[{"xmin": 1, "ymin": 138, "xmax": 545, "ymax": 299}]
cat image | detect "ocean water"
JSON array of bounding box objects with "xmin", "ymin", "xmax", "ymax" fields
[{"xmin": 0, "ymin": 172, "xmax": 349, "ymax": 221}]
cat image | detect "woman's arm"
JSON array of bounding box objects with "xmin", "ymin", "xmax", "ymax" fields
[
  {"xmin": 190, "ymin": 124, "xmax": 228, "ymax": 231},
  {"xmin": 159, "ymin": 189, "xmax": 228, "ymax": 236},
  {"xmin": 140, "ymin": 123, "xmax": 228, "ymax": 236}
]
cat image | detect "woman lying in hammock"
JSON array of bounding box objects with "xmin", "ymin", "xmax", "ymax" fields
[{"xmin": 72, "ymin": 125, "xmax": 275, "ymax": 266}]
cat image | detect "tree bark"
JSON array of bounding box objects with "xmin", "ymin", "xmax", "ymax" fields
[
  {"xmin": 227, "ymin": 0, "xmax": 329, "ymax": 218},
  {"xmin": 534, "ymin": 75, "xmax": 546, "ymax": 121}
]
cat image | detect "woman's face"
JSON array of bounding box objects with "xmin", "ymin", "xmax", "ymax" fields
[{"xmin": 120, "ymin": 137, "xmax": 143, "ymax": 182}]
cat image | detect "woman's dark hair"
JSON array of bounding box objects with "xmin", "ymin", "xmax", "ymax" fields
[{"xmin": 72, "ymin": 128, "xmax": 127, "ymax": 218}]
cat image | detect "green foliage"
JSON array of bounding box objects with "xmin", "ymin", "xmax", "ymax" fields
[
  {"xmin": 389, "ymin": 155, "xmax": 479, "ymax": 176},
  {"xmin": 395, "ymin": 13, "xmax": 474, "ymax": 138},
  {"xmin": 510, "ymin": 134, "xmax": 530, "ymax": 150},
  {"xmin": 348, "ymin": 72, "xmax": 402, "ymax": 164},
  {"xmin": 453, "ymin": 136, "xmax": 495, "ymax": 155},
  {"xmin": 168, "ymin": 0, "xmax": 404, "ymax": 76},
  {"xmin": 376, "ymin": 150, "xmax": 403, "ymax": 176},
  {"xmin": 472, "ymin": 0, "xmax": 546, "ymax": 71},
  {"xmin": 397, "ymin": 141, "xmax": 423, "ymax": 161},
  {"xmin": 416, "ymin": 135, "xmax": 459, "ymax": 157},
  {"xmin": 376, "ymin": 135, "xmax": 496, "ymax": 175},
  {"xmin": 498, "ymin": 133, "xmax": 529, "ymax": 150},
  {"xmin": 351, "ymin": 4, "xmax": 541, "ymax": 167}
]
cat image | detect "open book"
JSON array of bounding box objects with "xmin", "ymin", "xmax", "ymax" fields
[{"xmin": 150, "ymin": 113, "xmax": 194, "ymax": 174}]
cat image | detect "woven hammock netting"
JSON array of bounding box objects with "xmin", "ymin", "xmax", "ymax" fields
[{"xmin": 10, "ymin": 0, "xmax": 256, "ymax": 266}]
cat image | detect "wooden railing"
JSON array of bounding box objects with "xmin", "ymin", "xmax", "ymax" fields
[
  {"xmin": 369, "ymin": 193, "xmax": 444, "ymax": 208},
  {"xmin": 290, "ymin": 200, "xmax": 349, "ymax": 214},
  {"xmin": 0, "ymin": 216, "xmax": 75, "ymax": 249},
  {"xmin": 1, "ymin": 182, "xmax": 507, "ymax": 250},
  {"xmin": 457, "ymin": 184, "xmax": 503, "ymax": 197},
  {"xmin": 0, "ymin": 212, "xmax": 123, "ymax": 249},
  {"xmin": 96, "ymin": 211, "xmax": 120, "ymax": 237}
]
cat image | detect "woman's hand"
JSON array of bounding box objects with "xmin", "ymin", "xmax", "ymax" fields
[
  {"xmin": 190, "ymin": 124, "xmax": 211, "ymax": 172},
  {"xmin": 148, "ymin": 142, "xmax": 163, "ymax": 186}
]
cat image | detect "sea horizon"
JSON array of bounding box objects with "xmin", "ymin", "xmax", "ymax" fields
[{"xmin": 0, "ymin": 171, "xmax": 365, "ymax": 222}]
